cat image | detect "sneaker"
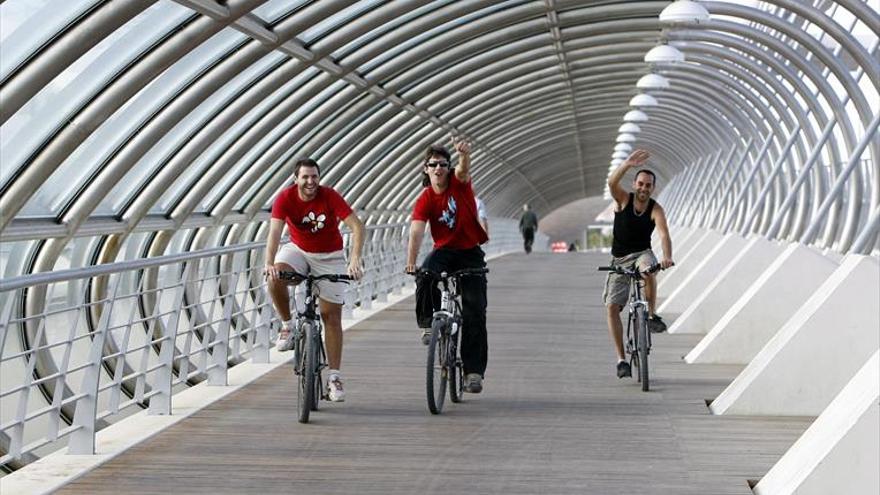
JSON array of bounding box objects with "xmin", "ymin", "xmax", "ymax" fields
[
  {"xmin": 328, "ymin": 374, "xmax": 345, "ymax": 402},
  {"xmin": 616, "ymin": 361, "xmax": 632, "ymax": 378},
  {"xmin": 648, "ymin": 314, "xmax": 667, "ymax": 333},
  {"xmin": 277, "ymin": 326, "xmax": 295, "ymax": 352},
  {"xmin": 420, "ymin": 329, "xmax": 432, "ymax": 346},
  {"xmin": 464, "ymin": 373, "xmax": 483, "ymax": 393}
]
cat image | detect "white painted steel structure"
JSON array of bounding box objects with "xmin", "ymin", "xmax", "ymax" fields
[{"xmin": 0, "ymin": 0, "xmax": 878, "ymax": 491}]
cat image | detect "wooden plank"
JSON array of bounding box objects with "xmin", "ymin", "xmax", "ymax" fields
[{"xmin": 57, "ymin": 252, "xmax": 810, "ymax": 494}]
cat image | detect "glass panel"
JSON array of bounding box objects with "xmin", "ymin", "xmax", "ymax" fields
[
  {"xmin": 332, "ymin": 1, "xmax": 455, "ymax": 60},
  {"xmin": 299, "ymin": 1, "xmax": 382, "ymax": 44},
  {"xmin": 204, "ymin": 79, "xmax": 347, "ymax": 212},
  {"xmin": 118, "ymin": 231, "xmax": 151, "ymax": 262},
  {"xmin": 0, "ymin": 0, "xmax": 192, "ymax": 192},
  {"xmin": 18, "ymin": 27, "xmax": 249, "ymax": 218},
  {"xmin": 251, "ymin": 0, "xmax": 312, "ymax": 23},
  {"xmin": 100, "ymin": 50, "xmax": 290, "ymax": 215},
  {"xmin": 0, "ymin": 240, "xmax": 35, "ymax": 278},
  {"xmin": 358, "ymin": 0, "xmax": 522, "ymax": 74},
  {"xmin": 154, "ymin": 66, "xmax": 321, "ymax": 213},
  {"xmin": 0, "ymin": 0, "xmax": 97, "ymax": 81}
]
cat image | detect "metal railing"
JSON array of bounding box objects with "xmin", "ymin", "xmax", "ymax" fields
[{"xmin": 0, "ymin": 219, "xmax": 530, "ymax": 470}]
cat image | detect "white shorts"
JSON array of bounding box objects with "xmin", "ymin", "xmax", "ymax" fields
[{"xmin": 274, "ymin": 243, "xmax": 348, "ymax": 305}]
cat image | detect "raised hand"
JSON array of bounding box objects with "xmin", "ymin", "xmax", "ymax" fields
[
  {"xmin": 453, "ymin": 136, "xmax": 471, "ymax": 155},
  {"xmin": 625, "ymin": 149, "xmax": 650, "ymax": 167}
]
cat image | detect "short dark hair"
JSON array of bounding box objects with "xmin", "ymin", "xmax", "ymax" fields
[
  {"xmin": 634, "ymin": 169, "xmax": 656, "ymax": 186},
  {"xmin": 421, "ymin": 145, "xmax": 452, "ymax": 187},
  {"xmin": 294, "ymin": 158, "xmax": 320, "ymax": 178}
]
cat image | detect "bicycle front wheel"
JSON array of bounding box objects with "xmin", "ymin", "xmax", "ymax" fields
[
  {"xmin": 635, "ymin": 307, "xmax": 650, "ymax": 392},
  {"xmin": 426, "ymin": 318, "xmax": 448, "ymax": 414},
  {"xmin": 448, "ymin": 329, "xmax": 463, "ymax": 403},
  {"xmin": 298, "ymin": 323, "xmax": 317, "ymax": 423}
]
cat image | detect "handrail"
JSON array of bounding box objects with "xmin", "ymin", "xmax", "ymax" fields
[{"xmin": 0, "ymin": 218, "xmax": 533, "ymax": 470}]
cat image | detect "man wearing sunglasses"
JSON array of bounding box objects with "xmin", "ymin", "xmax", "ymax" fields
[{"xmin": 405, "ymin": 139, "xmax": 490, "ymax": 394}]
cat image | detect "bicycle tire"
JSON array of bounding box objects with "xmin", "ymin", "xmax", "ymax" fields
[
  {"xmin": 311, "ymin": 330, "xmax": 324, "ymax": 412},
  {"xmin": 426, "ymin": 318, "xmax": 448, "ymax": 414},
  {"xmin": 299, "ymin": 323, "xmax": 317, "ymax": 423},
  {"xmin": 448, "ymin": 330, "xmax": 462, "ymax": 403},
  {"xmin": 635, "ymin": 307, "xmax": 650, "ymax": 391}
]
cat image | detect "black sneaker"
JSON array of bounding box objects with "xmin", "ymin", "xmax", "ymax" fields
[
  {"xmin": 616, "ymin": 361, "xmax": 632, "ymax": 378},
  {"xmin": 648, "ymin": 314, "xmax": 667, "ymax": 333}
]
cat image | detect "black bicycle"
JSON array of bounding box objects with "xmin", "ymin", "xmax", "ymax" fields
[
  {"xmin": 412, "ymin": 267, "xmax": 489, "ymax": 414},
  {"xmin": 278, "ymin": 270, "xmax": 351, "ymax": 423},
  {"xmin": 598, "ymin": 263, "xmax": 663, "ymax": 391}
]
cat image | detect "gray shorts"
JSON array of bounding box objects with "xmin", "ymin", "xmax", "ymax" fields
[
  {"xmin": 602, "ymin": 249, "xmax": 658, "ymax": 307},
  {"xmin": 274, "ymin": 243, "xmax": 348, "ymax": 305}
]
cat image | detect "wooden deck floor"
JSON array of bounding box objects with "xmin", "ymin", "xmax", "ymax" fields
[{"xmin": 58, "ymin": 252, "xmax": 811, "ymax": 495}]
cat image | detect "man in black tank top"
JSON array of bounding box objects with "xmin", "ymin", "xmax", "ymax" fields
[{"xmin": 603, "ymin": 149, "xmax": 674, "ymax": 379}]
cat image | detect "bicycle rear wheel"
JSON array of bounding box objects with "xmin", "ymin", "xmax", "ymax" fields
[
  {"xmin": 298, "ymin": 323, "xmax": 317, "ymax": 423},
  {"xmin": 635, "ymin": 307, "xmax": 650, "ymax": 391},
  {"xmin": 426, "ymin": 318, "xmax": 448, "ymax": 414}
]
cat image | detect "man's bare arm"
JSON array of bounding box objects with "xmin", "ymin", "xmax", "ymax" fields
[
  {"xmin": 652, "ymin": 204, "xmax": 674, "ymax": 269},
  {"xmin": 264, "ymin": 218, "xmax": 285, "ymax": 281},
  {"xmin": 453, "ymin": 138, "xmax": 471, "ymax": 183},
  {"xmin": 406, "ymin": 220, "xmax": 427, "ymax": 273},
  {"xmin": 607, "ymin": 149, "xmax": 649, "ymax": 207},
  {"xmin": 342, "ymin": 212, "xmax": 365, "ymax": 280}
]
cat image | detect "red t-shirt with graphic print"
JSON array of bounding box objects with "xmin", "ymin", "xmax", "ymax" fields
[
  {"xmin": 271, "ymin": 185, "xmax": 353, "ymax": 253},
  {"xmin": 412, "ymin": 175, "xmax": 489, "ymax": 250}
]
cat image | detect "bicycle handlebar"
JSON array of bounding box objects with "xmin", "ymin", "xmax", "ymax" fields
[
  {"xmin": 597, "ymin": 263, "xmax": 671, "ymax": 277},
  {"xmin": 408, "ymin": 267, "xmax": 489, "ymax": 280},
  {"xmin": 278, "ymin": 270, "xmax": 353, "ymax": 283}
]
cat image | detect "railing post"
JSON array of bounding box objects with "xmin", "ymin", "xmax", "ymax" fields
[
  {"xmin": 252, "ymin": 296, "xmax": 272, "ymax": 364},
  {"xmin": 765, "ymin": 116, "xmax": 839, "ymax": 239},
  {"xmin": 69, "ymin": 276, "xmax": 122, "ymax": 454},
  {"xmin": 800, "ymin": 112, "xmax": 880, "ymax": 248},
  {"xmin": 738, "ymin": 124, "xmax": 802, "ymax": 236},
  {"xmin": 148, "ymin": 263, "xmax": 191, "ymax": 416},
  {"xmin": 210, "ymin": 256, "xmax": 240, "ymax": 386},
  {"xmin": 720, "ymin": 132, "xmax": 776, "ymax": 234}
]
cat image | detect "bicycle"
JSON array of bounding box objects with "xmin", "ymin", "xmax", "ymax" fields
[
  {"xmin": 598, "ymin": 263, "xmax": 664, "ymax": 392},
  {"xmin": 412, "ymin": 267, "xmax": 489, "ymax": 414},
  {"xmin": 278, "ymin": 270, "xmax": 351, "ymax": 423}
]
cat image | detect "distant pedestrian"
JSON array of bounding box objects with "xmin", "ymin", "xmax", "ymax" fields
[{"xmin": 519, "ymin": 204, "xmax": 538, "ymax": 253}]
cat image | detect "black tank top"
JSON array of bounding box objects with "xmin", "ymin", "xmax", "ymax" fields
[{"xmin": 611, "ymin": 193, "xmax": 655, "ymax": 257}]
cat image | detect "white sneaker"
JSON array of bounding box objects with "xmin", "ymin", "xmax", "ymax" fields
[
  {"xmin": 276, "ymin": 324, "xmax": 295, "ymax": 352},
  {"xmin": 328, "ymin": 374, "xmax": 345, "ymax": 402}
]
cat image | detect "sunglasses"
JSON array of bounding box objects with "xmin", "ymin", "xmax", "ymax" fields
[{"xmin": 426, "ymin": 160, "xmax": 450, "ymax": 168}]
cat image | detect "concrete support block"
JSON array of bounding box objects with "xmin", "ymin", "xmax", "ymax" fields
[
  {"xmin": 710, "ymin": 255, "xmax": 879, "ymax": 416},
  {"xmin": 670, "ymin": 236, "xmax": 782, "ymax": 335},
  {"xmin": 669, "ymin": 226, "xmax": 702, "ymax": 260},
  {"xmin": 686, "ymin": 242, "xmax": 837, "ymax": 363},
  {"xmin": 657, "ymin": 233, "xmax": 749, "ymax": 320},
  {"xmin": 754, "ymin": 351, "xmax": 879, "ymax": 495},
  {"xmin": 658, "ymin": 229, "xmax": 724, "ymax": 294}
]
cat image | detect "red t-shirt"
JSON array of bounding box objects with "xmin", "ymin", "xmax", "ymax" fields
[
  {"xmin": 412, "ymin": 175, "xmax": 489, "ymax": 250},
  {"xmin": 271, "ymin": 185, "xmax": 353, "ymax": 253}
]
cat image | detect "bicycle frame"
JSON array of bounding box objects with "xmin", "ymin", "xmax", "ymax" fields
[
  {"xmin": 413, "ymin": 267, "xmax": 488, "ymax": 413},
  {"xmin": 625, "ymin": 275, "xmax": 651, "ymax": 359},
  {"xmin": 599, "ymin": 262, "xmax": 663, "ymax": 391},
  {"xmin": 434, "ymin": 275, "xmax": 463, "ymax": 335},
  {"xmin": 277, "ymin": 270, "xmax": 351, "ymax": 422},
  {"xmin": 294, "ymin": 289, "xmax": 325, "ymax": 377}
]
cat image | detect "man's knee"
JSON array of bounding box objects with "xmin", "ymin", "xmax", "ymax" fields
[{"xmin": 606, "ymin": 304, "xmax": 623, "ymax": 316}]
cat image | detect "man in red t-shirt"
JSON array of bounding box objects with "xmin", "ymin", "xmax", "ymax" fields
[
  {"xmin": 405, "ymin": 139, "xmax": 489, "ymax": 394},
  {"xmin": 265, "ymin": 158, "xmax": 365, "ymax": 402}
]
